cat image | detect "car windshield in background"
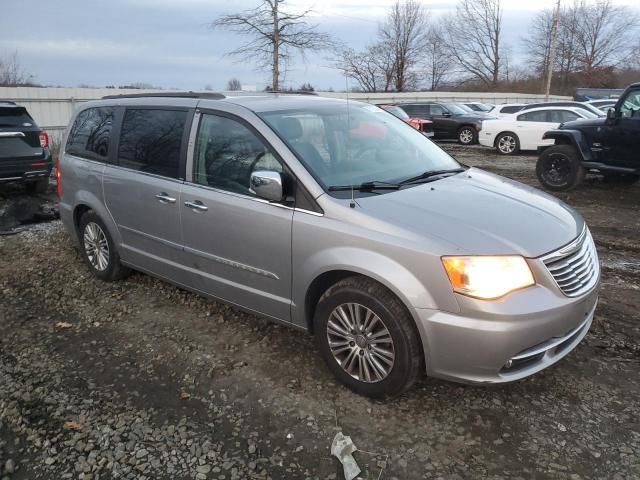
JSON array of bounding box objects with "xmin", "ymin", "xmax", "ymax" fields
[
  {"xmin": 259, "ymin": 102, "xmax": 460, "ymax": 196},
  {"xmin": 0, "ymin": 106, "xmax": 34, "ymax": 127},
  {"xmin": 441, "ymin": 103, "xmax": 469, "ymax": 115},
  {"xmin": 579, "ymin": 110, "xmax": 598, "ymax": 119},
  {"xmin": 383, "ymin": 106, "xmax": 409, "ymax": 120}
]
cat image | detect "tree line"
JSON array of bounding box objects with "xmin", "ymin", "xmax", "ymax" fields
[{"xmin": 214, "ymin": 0, "xmax": 640, "ymax": 95}]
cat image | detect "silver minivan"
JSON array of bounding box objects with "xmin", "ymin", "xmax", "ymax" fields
[{"xmin": 59, "ymin": 93, "xmax": 599, "ymax": 397}]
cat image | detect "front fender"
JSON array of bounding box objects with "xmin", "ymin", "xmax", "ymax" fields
[
  {"xmin": 541, "ymin": 129, "xmax": 593, "ymax": 161},
  {"xmin": 291, "ymin": 246, "xmax": 455, "ymax": 327}
]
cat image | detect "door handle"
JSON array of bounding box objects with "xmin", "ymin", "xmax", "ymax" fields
[
  {"xmin": 184, "ymin": 200, "xmax": 208, "ymax": 212},
  {"xmin": 155, "ymin": 193, "xmax": 176, "ymax": 204}
]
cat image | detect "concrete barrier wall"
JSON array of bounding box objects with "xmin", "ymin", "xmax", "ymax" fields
[{"xmin": 0, "ymin": 87, "xmax": 572, "ymax": 141}]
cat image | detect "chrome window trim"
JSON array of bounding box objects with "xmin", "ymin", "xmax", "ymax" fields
[
  {"xmin": 185, "ymin": 110, "xmax": 201, "ymax": 183},
  {"xmin": 0, "ymin": 132, "xmax": 26, "ymax": 137},
  {"xmin": 103, "ymin": 163, "xmax": 184, "ymax": 185},
  {"xmin": 182, "ymin": 180, "xmax": 324, "ymax": 216}
]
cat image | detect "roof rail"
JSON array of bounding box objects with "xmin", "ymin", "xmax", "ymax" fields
[
  {"xmin": 101, "ymin": 91, "xmax": 225, "ymax": 100},
  {"xmin": 0, "ymin": 100, "xmax": 18, "ymax": 105},
  {"xmin": 262, "ymin": 90, "xmax": 318, "ymax": 96}
]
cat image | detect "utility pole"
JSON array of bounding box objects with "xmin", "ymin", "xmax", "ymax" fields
[
  {"xmin": 272, "ymin": 0, "xmax": 279, "ymax": 91},
  {"xmin": 545, "ymin": 0, "xmax": 561, "ymax": 101}
]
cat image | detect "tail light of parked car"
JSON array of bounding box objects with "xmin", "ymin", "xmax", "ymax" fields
[
  {"xmin": 39, "ymin": 131, "xmax": 49, "ymax": 148},
  {"xmin": 56, "ymin": 162, "xmax": 62, "ymax": 198}
]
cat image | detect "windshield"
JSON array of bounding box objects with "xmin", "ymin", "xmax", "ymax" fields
[
  {"xmin": 259, "ymin": 102, "xmax": 460, "ymax": 195},
  {"xmin": 441, "ymin": 103, "xmax": 469, "ymax": 115},
  {"xmin": 474, "ymin": 103, "xmax": 492, "ymax": 112},
  {"xmin": 382, "ymin": 106, "xmax": 409, "ymax": 120},
  {"xmin": 457, "ymin": 104, "xmax": 475, "ymax": 113},
  {"xmin": 579, "ymin": 109, "xmax": 598, "ymax": 119}
]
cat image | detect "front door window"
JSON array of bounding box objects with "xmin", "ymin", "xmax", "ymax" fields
[{"xmin": 193, "ymin": 114, "xmax": 283, "ymax": 196}]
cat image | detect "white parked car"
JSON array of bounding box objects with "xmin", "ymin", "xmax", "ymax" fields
[{"xmin": 479, "ymin": 107, "xmax": 597, "ymax": 155}]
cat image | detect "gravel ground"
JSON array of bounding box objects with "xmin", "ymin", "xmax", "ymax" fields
[{"xmin": 1, "ymin": 145, "xmax": 639, "ymax": 479}]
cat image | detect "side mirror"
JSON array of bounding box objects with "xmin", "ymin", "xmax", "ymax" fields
[
  {"xmin": 250, "ymin": 170, "xmax": 284, "ymax": 202},
  {"xmin": 606, "ymin": 108, "xmax": 617, "ymax": 121}
]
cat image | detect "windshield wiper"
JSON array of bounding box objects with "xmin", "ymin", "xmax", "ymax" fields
[
  {"xmin": 399, "ymin": 168, "xmax": 466, "ymax": 185},
  {"xmin": 328, "ymin": 180, "xmax": 401, "ymax": 191}
]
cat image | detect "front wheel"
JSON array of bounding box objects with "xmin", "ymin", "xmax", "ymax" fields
[
  {"xmin": 314, "ymin": 276, "xmax": 423, "ymax": 398},
  {"xmin": 457, "ymin": 126, "xmax": 477, "ymax": 145},
  {"xmin": 536, "ymin": 145, "xmax": 585, "ymax": 191}
]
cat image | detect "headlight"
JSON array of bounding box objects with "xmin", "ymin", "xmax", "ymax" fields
[{"xmin": 441, "ymin": 256, "xmax": 535, "ymax": 299}]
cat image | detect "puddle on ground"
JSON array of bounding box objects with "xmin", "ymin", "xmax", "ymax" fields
[{"xmin": 0, "ymin": 180, "xmax": 58, "ymax": 234}]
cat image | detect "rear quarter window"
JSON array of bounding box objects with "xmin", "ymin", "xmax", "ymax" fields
[
  {"xmin": 66, "ymin": 107, "xmax": 115, "ymax": 161},
  {"xmin": 501, "ymin": 106, "xmax": 523, "ymax": 114}
]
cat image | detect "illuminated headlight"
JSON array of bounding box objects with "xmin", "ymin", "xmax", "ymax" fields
[{"xmin": 442, "ymin": 256, "xmax": 535, "ymax": 299}]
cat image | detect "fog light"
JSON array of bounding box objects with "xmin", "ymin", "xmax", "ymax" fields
[{"xmin": 504, "ymin": 360, "xmax": 513, "ymax": 369}]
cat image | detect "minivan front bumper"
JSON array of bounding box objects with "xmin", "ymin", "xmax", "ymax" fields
[{"xmin": 415, "ymin": 284, "xmax": 598, "ymax": 384}]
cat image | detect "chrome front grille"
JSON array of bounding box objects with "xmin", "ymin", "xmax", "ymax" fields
[{"xmin": 542, "ymin": 227, "xmax": 599, "ymax": 297}]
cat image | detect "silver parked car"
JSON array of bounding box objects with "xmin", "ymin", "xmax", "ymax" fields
[{"xmin": 58, "ymin": 93, "xmax": 599, "ymax": 397}]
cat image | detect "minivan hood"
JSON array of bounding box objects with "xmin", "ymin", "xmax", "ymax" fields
[{"xmin": 356, "ymin": 168, "xmax": 584, "ymax": 257}]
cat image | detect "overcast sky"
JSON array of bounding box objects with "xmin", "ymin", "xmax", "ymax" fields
[{"xmin": 1, "ymin": 0, "xmax": 638, "ymax": 91}]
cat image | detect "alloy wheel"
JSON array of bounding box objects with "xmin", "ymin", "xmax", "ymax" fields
[
  {"xmin": 498, "ymin": 135, "xmax": 516, "ymax": 154},
  {"xmin": 459, "ymin": 128, "xmax": 474, "ymax": 144},
  {"xmin": 326, "ymin": 303, "xmax": 395, "ymax": 383},
  {"xmin": 83, "ymin": 222, "xmax": 110, "ymax": 271}
]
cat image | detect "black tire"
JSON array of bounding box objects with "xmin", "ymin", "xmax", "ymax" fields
[
  {"xmin": 25, "ymin": 178, "xmax": 49, "ymax": 194},
  {"xmin": 536, "ymin": 145, "xmax": 586, "ymax": 191},
  {"xmin": 78, "ymin": 210, "xmax": 130, "ymax": 282},
  {"xmin": 313, "ymin": 276, "xmax": 423, "ymax": 398},
  {"xmin": 495, "ymin": 132, "xmax": 520, "ymax": 155},
  {"xmin": 457, "ymin": 126, "xmax": 477, "ymax": 145},
  {"xmin": 602, "ymin": 172, "xmax": 640, "ymax": 185}
]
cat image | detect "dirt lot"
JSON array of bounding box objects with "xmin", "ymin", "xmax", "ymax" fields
[{"xmin": 1, "ymin": 146, "xmax": 639, "ymax": 480}]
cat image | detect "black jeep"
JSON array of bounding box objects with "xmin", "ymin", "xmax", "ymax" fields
[
  {"xmin": 0, "ymin": 101, "xmax": 52, "ymax": 193},
  {"xmin": 536, "ymin": 82, "xmax": 640, "ymax": 191}
]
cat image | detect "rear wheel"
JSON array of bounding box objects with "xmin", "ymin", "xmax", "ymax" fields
[
  {"xmin": 78, "ymin": 211, "xmax": 130, "ymax": 281},
  {"xmin": 313, "ymin": 276, "xmax": 423, "ymax": 398},
  {"xmin": 536, "ymin": 145, "xmax": 585, "ymax": 191},
  {"xmin": 495, "ymin": 132, "xmax": 520, "ymax": 155},
  {"xmin": 457, "ymin": 126, "xmax": 477, "ymax": 145}
]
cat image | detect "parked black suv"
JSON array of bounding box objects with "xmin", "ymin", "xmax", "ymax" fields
[
  {"xmin": 536, "ymin": 83, "xmax": 640, "ymax": 191},
  {"xmin": 0, "ymin": 101, "xmax": 52, "ymax": 192},
  {"xmin": 396, "ymin": 102, "xmax": 485, "ymax": 145}
]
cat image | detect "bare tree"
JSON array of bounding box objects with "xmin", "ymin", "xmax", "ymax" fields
[
  {"xmin": 0, "ymin": 51, "xmax": 33, "ymax": 86},
  {"xmin": 443, "ymin": 0, "xmax": 503, "ymax": 89},
  {"xmin": 211, "ymin": 1, "xmax": 332, "ymax": 91},
  {"xmin": 574, "ymin": 0, "xmax": 639, "ymax": 74},
  {"xmin": 523, "ymin": 0, "xmax": 639, "ymax": 92},
  {"xmin": 226, "ymin": 78, "xmax": 242, "ymax": 91},
  {"xmin": 378, "ymin": 0, "xmax": 429, "ymax": 92},
  {"xmin": 422, "ymin": 23, "xmax": 452, "ymax": 90},
  {"xmin": 333, "ymin": 43, "xmax": 395, "ymax": 93}
]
